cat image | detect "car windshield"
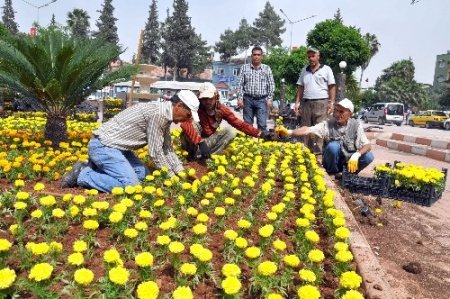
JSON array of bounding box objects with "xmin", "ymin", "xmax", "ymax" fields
[{"xmin": 386, "ymin": 105, "xmax": 403, "ymax": 115}]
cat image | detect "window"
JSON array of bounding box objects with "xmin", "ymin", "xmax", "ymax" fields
[
  {"xmin": 233, "ymin": 68, "xmax": 240, "ymax": 76},
  {"xmin": 218, "ymin": 68, "xmax": 225, "ymax": 75},
  {"xmin": 439, "ymin": 61, "xmax": 446, "ymax": 68}
]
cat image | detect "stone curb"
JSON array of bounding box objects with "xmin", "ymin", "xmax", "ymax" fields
[
  {"xmin": 390, "ymin": 133, "xmax": 450, "ymax": 150},
  {"xmin": 325, "ymin": 174, "xmax": 396, "ymax": 299},
  {"xmin": 376, "ymin": 138, "xmax": 450, "ymax": 162}
]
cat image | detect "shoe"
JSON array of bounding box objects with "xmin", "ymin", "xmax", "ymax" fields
[
  {"xmin": 334, "ymin": 173, "xmax": 343, "ymax": 180},
  {"xmin": 60, "ymin": 161, "xmax": 88, "ymax": 188}
]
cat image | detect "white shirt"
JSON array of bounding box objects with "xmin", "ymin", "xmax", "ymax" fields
[{"xmin": 297, "ymin": 65, "xmax": 335, "ymax": 99}]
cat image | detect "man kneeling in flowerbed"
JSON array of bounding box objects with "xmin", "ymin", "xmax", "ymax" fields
[{"xmin": 277, "ymin": 98, "xmax": 374, "ymax": 177}]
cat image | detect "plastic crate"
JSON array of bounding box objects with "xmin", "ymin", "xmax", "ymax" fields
[{"xmin": 341, "ymin": 166, "xmax": 390, "ymax": 197}]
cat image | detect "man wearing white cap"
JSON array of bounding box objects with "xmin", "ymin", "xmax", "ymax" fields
[
  {"xmin": 180, "ymin": 82, "xmax": 273, "ymax": 160},
  {"xmin": 278, "ymin": 98, "xmax": 374, "ymax": 175},
  {"xmin": 61, "ymin": 90, "xmax": 200, "ymax": 192}
]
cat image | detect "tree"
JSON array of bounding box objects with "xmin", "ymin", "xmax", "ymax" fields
[
  {"xmin": 67, "ymin": 8, "xmax": 90, "ymax": 39},
  {"xmin": 188, "ymin": 33, "xmax": 211, "ymax": 76},
  {"xmin": 214, "ymin": 29, "xmax": 238, "ymax": 62},
  {"xmin": 50, "ymin": 14, "xmax": 57, "ymax": 27},
  {"xmin": 359, "ymin": 33, "xmax": 380, "ymax": 88},
  {"xmin": 375, "ymin": 59, "xmax": 428, "ymax": 109},
  {"xmin": 334, "ymin": 8, "xmax": 343, "ymax": 23},
  {"xmin": 93, "ymin": 0, "xmax": 119, "ymax": 46},
  {"xmin": 2, "ymin": 0, "xmax": 18, "ymax": 34},
  {"xmin": 253, "ymin": 1, "xmax": 285, "ymax": 52},
  {"xmin": 141, "ymin": 0, "xmax": 161, "ymax": 64},
  {"xmin": 0, "ymin": 28, "xmax": 136, "ymax": 146},
  {"xmin": 306, "ymin": 19, "xmax": 370, "ymax": 74}
]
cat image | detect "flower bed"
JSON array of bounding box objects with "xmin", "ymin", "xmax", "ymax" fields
[{"xmin": 0, "ymin": 114, "xmax": 365, "ymax": 298}]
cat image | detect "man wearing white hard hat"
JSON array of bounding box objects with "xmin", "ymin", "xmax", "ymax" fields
[
  {"xmin": 278, "ymin": 98, "xmax": 374, "ymax": 176},
  {"xmin": 180, "ymin": 82, "xmax": 273, "ymax": 160},
  {"xmin": 61, "ymin": 90, "xmax": 200, "ymax": 192}
]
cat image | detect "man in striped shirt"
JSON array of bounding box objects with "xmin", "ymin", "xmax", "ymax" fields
[
  {"xmin": 60, "ymin": 90, "xmax": 199, "ymax": 192},
  {"xmin": 236, "ymin": 46, "xmax": 275, "ymax": 134},
  {"xmin": 180, "ymin": 82, "xmax": 272, "ymax": 160}
]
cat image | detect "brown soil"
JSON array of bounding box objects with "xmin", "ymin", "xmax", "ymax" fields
[{"xmin": 335, "ymin": 178, "xmax": 450, "ymax": 299}]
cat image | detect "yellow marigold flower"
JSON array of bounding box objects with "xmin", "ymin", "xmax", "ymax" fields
[
  {"xmin": 232, "ymin": 189, "xmax": 242, "ymax": 196},
  {"xmin": 296, "ymin": 218, "xmax": 310, "ymax": 228},
  {"xmin": 136, "ymin": 281, "xmax": 159, "ymax": 299},
  {"xmin": 188, "ymin": 169, "xmax": 196, "ymax": 177},
  {"xmin": 168, "ymin": 241, "xmax": 185, "ymax": 254},
  {"xmin": 16, "ymin": 191, "xmax": 29, "ymax": 200},
  {"xmin": 139, "ymin": 209, "xmax": 152, "ymax": 219},
  {"xmin": 83, "ymin": 207, "xmax": 98, "ymax": 217},
  {"xmin": 297, "ymin": 284, "xmax": 320, "ymax": 299},
  {"xmin": 335, "ymin": 250, "xmax": 354, "ymax": 263},
  {"xmin": 195, "ymin": 248, "xmax": 213, "ymax": 262},
  {"xmin": 156, "ymin": 235, "xmax": 171, "ymax": 245},
  {"xmin": 214, "ymin": 207, "xmax": 226, "ymax": 216},
  {"xmin": 235, "ymin": 237, "xmax": 248, "ymax": 249},
  {"xmin": 267, "ymin": 294, "xmax": 283, "ymax": 299},
  {"xmin": 103, "ymin": 248, "xmax": 121, "ymax": 263},
  {"xmin": 14, "ymin": 201, "xmax": 27, "ymax": 210},
  {"xmin": 237, "ymin": 219, "xmax": 251, "ymax": 229},
  {"xmin": 49, "ymin": 241, "xmax": 63, "ymax": 253},
  {"xmin": 68, "ymin": 252, "xmax": 84, "ymax": 266},
  {"xmin": 335, "ymin": 227, "xmax": 351, "ymax": 240},
  {"xmin": 121, "ymin": 198, "xmax": 134, "ymax": 208},
  {"xmin": 196, "ymin": 213, "xmax": 209, "ymax": 222},
  {"xmin": 0, "ymin": 267, "xmax": 16, "ymax": 290},
  {"xmin": 109, "ymin": 211, "xmax": 124, "ymax": 223},
  {"xmin": 283, "ymin": 254, "xmax": 300, "ymax": 267},
  {"xmin": 305, "ymin": 230, "xmax": 320, "ymax": 243},
  {"xmin": 73, "ymin": 195, "xmax": 86, "ymax": 205},
  {"xmin": 224, "ymin": 197, "xmax": 235, "ymax": 205},
  {"xmin": 272, "ymin": 239, "xmax": 286, "ymax": 251},
  {"xmin": 69, "ymin": 205, "xmax": 80, "ymax": 216},
  {"xmin": 14, "ymin": 179, "xmax": 25, "ymax": 188},
  {"xmin": 113, "ymin": 203, "xmax": 127, "ymax": 213},
  {"xmin": 186, "ymin": 207, "xmax": 198, "ymax": 216},
  {"xmin": 111, "ymin": 187, "xmax": 124, "ymax": 195},
  {"xmin": 180, "ymin": 263, "xmax": 197, "ymax": 276},
  {"xmin": 124, "ymin": 185, "xmax": 136, "ymax": 194},
  {"xmin": 62, "ymin": 194, "xmax": 72, "ymax": 202},
  {"xmin": 26, "ymin": 242, "xmax": 50, "ymax": 255},
  {"xmin": 308, "ymin": 249, "xmax": 325, "ymax": 263},
  {"xmin": 154, "ymin": 199, "xmax": 165, "ymax": 207},
  {"xmin": 173, "ymin": 286, "xmax": 193, "ymax": 299},
  {"xmin": 191, "ymin": 223, "xmax": 207, "ymax": 235},
  {"xmin": 245, "ymin": 246, "xmax": 261, "ymax": 259},
  {"xmin": 339, "ymin": 271, "xmax": 362, "ymax": 289},
  {"xmin": 124, "ymin": 228, "xmax": 138, "ymax": 238},
  {"xmin": 224, "ymin": 230, "xmax": 238, "ymax": 240},
  {"xmin": 221, "ymin": 276, "xmax": 241, "ymax": 295},
  {"xmin": 258, "ymin": 224, "xmax": 274, "ymax": 238},
  {"xmin": 333, "ymin": 217, "xmax": 346, "ymax": 227},
  {"xmin": 222, "ymin": 264, "xmax": 241, "ymax": 277},
  {"xmin": 334, "ymin": 241, "xmax": 349, "ymax": 252},
  {"xmin": 74, "ymin": 268, "xmax": 94, "ymax": 286},
  {"xmin": 135, "ymin": 252, "xmax": 154, "ymax": 267},
  {"xmin": 73, "ymin": 240, "xmax": 88, "ymax": 252},
  {"xmin": 9, "ymin": 224, "xmax": 18, "ymax": 235},
  {"xmin": 342, "ymin": 290, "xmax": 364, "ymax": 299},
  {"xmin": 134, "ymin": 194, "xmax": 143, "ymax": 201},
  {"xmin": 52, "ymin": 208, "xmax": 65, "ymax": 218},
  {"xmin": 109, "ymin": 266, "xmax": 129, "ymax": 285},
  {"xmin": 33, "ymin": 183, "xmax": 45, "ymax": 191},
  {"xmin": 135, "ymin": 221, "xmax": 148, "ymax": 231},
  {"xmin": 0, "ymin": 239, "xmax": 12, "ymax": 252},
  {"xmin": 83, "ymin": 219, "xmax": 99, "ymax": 230},
  {"xmin": 29, "ymin": 263, "xmax": 53, "ymax": 282},
  {"xmin": 299, "ymin": 269, "xmax": 316, "ymax": 282},
  {"xmin": 258, "ymin": 261, "xmax": 277, "ymax": 276},
  {"xmin": 266, "ymin": 212, "xmax": 277, "ymax": 221}
]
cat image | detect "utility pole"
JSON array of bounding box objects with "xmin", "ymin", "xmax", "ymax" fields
[
  {"xmin": 279, "ymin": 9, "xmax": 316, "ymax": 51},
  {"xmin": 21, "ymin": 0, "xmax": 57, "ymax": 25},
  {"xmin": 128, "ymin": 30, "xmax": 144, "ymax": 108}
]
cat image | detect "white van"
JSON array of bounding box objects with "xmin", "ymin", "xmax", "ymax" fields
[{"xmin": 363, "ymin": 102, "xmax": 404, "ymax": 126}]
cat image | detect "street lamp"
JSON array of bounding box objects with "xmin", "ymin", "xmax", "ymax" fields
[
  {"xmin": 337, "ymin": 61, "xmax": 347, "ymax": 101},
  {"xmin": 279, "ymin": 9, "xmax": 316, "ymax": 51},
  {"xmin": 21, "ymin": 0, "xmax": 57, "ymax": 25}
]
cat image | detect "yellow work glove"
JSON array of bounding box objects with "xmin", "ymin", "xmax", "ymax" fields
[
  {"xmin": 275, "ymin": 126, "xmax": 291, "ymax": 137},
  {"xmin": 347, "ymin": 152, "xmax": 361, "ymax": 173}
]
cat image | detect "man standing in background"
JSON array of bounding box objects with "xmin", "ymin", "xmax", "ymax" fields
[
  {"xmin": 294, "ymin": 47, "xmax": 336, "ymax": 154},
  {"xmin": 237, "ymin": 46, "xmax": 275, "ymax": 133}
]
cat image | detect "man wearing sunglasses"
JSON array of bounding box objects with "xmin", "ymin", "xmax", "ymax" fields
[
  {"xmin": 278, "ymin": 98, "xmax": 374, "ymax": 177},
  {"xmin": 61, "ymin": 90, "xmax": 199, "ymax": 192}
]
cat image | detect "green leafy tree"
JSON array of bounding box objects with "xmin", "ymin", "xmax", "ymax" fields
[
  {"xmin": 214, "ymin": 29, "xmax": 238, "ymax": 62},
  {"xmin": 307, "ymin": 19, "xmax": 370, "ymax": 74},
  {"xmin": 93, "ymin": 0, "xmax": 119, "ymax": 46},
  {"xmin": 50, "ymin": 14, "xmax": 57, "ymax": 27},
  {"xmin": 189, "ymin": 33, "xmax": 211, "ymax": 76},
  {"xmin": 2, "ymin": 0, "xmax": 18, "ymax": 34},
  {"xmin": 67, "ymin": 8, "xmax": 90, "ymax": 39},
  {"xmin": 375, "ymin": 59, "xmax": 428, "ymax": 109},
  {"xmin": 0, "ymin": 28, "xmax": 136, "ymax": 146},
  {"xmin": 359, "ymin": 33, "xmax": 380, "ymax": 88},
  {"xmin": 141, "ymin": 0, "xmax": 161, "ymax": 64},
  {"xmin": 334, "ymin": 8, "xmax": 343, "ymax": 23},
  {"xmin": 253, "ymin": 1, "xmax": 285, "ymax": 53}
]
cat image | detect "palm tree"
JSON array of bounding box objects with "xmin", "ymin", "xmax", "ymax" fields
[
  {"xmin": 0, "ymin": 28, "xmax": 135, "ymax": 147},
  {"xmin": 67, "ymin": 8, "xmax": 90, "ymax": 39},
  {"xmin": 359, "ymin": 33, "xmax": 381, "ymax": 88}
]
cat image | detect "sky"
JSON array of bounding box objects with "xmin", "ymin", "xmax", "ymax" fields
[{"xmin": 8, "ymin": 0, "xmax": 450, "ymax": 87}]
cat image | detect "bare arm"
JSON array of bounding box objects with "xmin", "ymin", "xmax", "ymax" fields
[
  {"xmin": 289, "ymin": 125, "xmax": 312, "ymax": 137},
  {"xmin": 294, "ymin": 85, "xmax": 304, "ymax": 115},
  {"xmin": 357, "ymin": 143, "xmax": 371, "ymax": 155}
]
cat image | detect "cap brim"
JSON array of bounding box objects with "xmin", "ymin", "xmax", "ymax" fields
[
  {"xmin": 192, "ymin": 111, "xmax": 200, "ymax": 122},
  {"xmin": 199, "ymin": 92, "xmax": 215, "ymax": 99}
]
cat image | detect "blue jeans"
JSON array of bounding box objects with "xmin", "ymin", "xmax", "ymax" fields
[
  {"xmin": 77, "ymin": 137, "xmax": 149, "ymax": 192},
  {"xmin": 243, "ymin": 95, "xmax": 268, "ymax": 133},
  {"xmin": 322, "ymin": 141, "xmax": 374, "ymax": 174}
]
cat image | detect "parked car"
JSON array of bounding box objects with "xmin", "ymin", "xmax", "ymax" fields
[
  {"xmin": 363, "ymin": 102, "xmax": 404, "ymax": 126},
  {"xmin": 444, "ymin": 118, "xmax": 450, "ymax": 130},
  {"xmin": 408, "ymin": 110, "xmax": 447, "ymax": 128}
]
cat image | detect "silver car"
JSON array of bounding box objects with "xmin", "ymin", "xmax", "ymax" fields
[{"xmin": 363, "ymin": 102, "xmax": 404, "ymax": 126}]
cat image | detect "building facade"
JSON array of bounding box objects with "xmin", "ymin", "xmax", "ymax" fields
[
  {"xmin": 433, "ymin": 51, "xmax": 450, "ymax": 90},
  {"xmin": 212, "ymin": 61, "xmax": 245, "ymax": 99}
]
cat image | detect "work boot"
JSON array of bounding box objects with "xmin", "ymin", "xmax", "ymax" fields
[{"xmin": 60, "ymin": 161, "xmax": 88, "ymax": 188}]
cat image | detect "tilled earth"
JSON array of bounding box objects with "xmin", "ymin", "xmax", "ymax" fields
[{"xmin": 336, "ymin": 180, "xmax": 450, "ymax": 299}]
